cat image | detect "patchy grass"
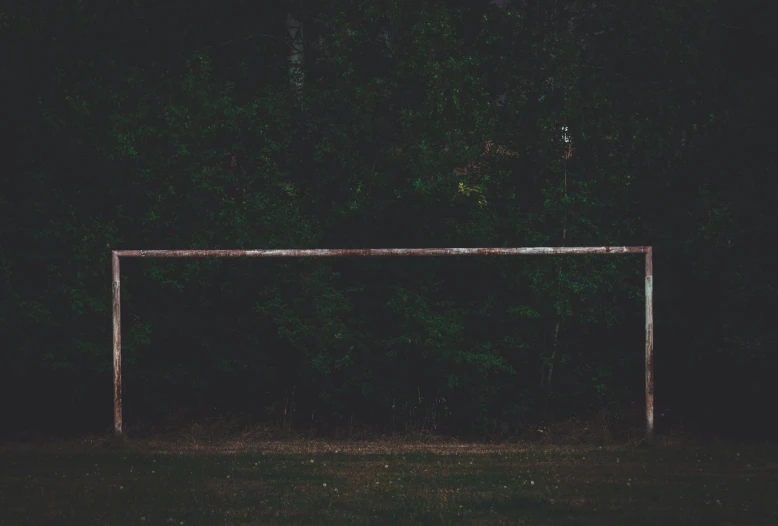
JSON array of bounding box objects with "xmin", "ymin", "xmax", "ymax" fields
[{"xmin": 0, "ymin": 437, "xmax": 776, "ymax": 525}]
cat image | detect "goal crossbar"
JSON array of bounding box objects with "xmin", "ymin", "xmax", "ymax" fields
[{"xmin": 111, "ymin": 246, "xmax": 654, "ymax": 439}]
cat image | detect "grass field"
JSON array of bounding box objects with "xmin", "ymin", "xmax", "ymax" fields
[{"xmin": 1, "ymin": 436, "xmax": 776, "ymax": 525}]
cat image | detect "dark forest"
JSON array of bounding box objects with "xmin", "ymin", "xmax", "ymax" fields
[{"xmin": 2, "ymin": 0, "xmax": 776, "ymax": 443}]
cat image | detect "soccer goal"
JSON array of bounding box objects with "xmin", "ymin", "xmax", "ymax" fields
[{"xmin": 111, "ymin": 247, "xmax": 654, "ymax": 439}]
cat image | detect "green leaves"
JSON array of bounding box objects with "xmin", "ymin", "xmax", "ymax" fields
[{"xmin": 2, "ymin": 0, "xmax": 774, "ymax": 438}]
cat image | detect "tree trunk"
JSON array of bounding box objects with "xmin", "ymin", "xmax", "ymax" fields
[{"xmin": 286, "ymin": 9, "xmax": 305, "ymax": 108}]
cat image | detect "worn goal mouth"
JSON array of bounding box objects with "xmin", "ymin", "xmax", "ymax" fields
[{"xmin": 110, "ymin": 247, "xmax": 654, "ymax": 439}]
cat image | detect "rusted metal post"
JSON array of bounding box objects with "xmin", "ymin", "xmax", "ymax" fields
[
  {"xmin": 114, "ymin": 247, "xmax": 651, "ymax": 258},
  {"xmin": 645, "ymin": 247, "xmax": 654, "ymax": 441},
  {"xmin": 112, "ymin": 251, "xmax": 123, "ymax": 437}
]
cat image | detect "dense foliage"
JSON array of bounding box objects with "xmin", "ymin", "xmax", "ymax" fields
[{"xmin": 2, "ymin": 0, "xmax": 776, "ymax": 438}]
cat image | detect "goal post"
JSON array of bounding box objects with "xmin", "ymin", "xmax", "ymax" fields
[{"xmin": 111, "ymin": 246, "xmax": 654, "ymax": 439}]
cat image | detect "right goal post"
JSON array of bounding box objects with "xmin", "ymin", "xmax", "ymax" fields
[{"xmin": 111, "ymin": 246, "xmax": 654, "ymax": 439}]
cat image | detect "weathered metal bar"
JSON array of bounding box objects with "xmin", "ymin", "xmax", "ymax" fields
[
  {"xmin": 111, "ymin": 246, "xmax": 653, "ymax": 439},
  {"xmin": 645, "ymin": 247, "xmax": 654, "ymax": 440},
  {"xmin": 115, "ymin": 246, "xmax": 650, "ymax": 258},
  {"xmin": 112, "ymin": 251, "xmax": 123, "ymax": 438}
]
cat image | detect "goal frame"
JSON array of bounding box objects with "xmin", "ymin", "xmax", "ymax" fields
[{"xmin": 111, "ymin": 246, "xmax": 654, "ymax": 439}]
